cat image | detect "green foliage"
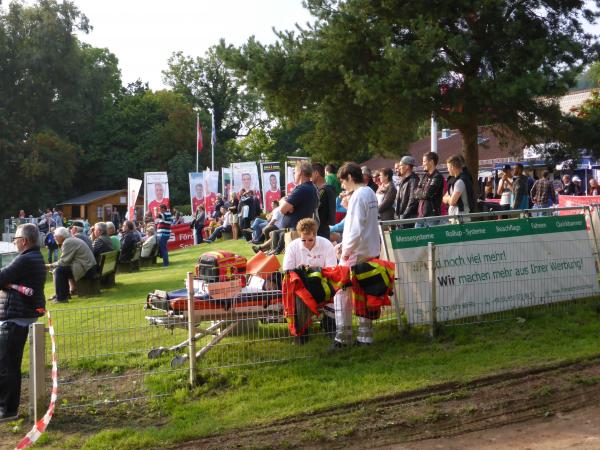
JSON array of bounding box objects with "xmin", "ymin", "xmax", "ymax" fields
[
  {"xmin": 163, "ymin": 43, "xmax": 268, "ymax": 167},
  {"xmin": 225, "ymin": 0, "xmax": 598, "ymax": 173}
]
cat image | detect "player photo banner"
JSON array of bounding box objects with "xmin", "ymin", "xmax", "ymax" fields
[
  {"xmin": 127, "ymin": 177, "xmax": 142, "ymax": 221},
  {"xmin": 285, "ymin": 157, "xmax": 310, "ymax": 195},
  {"xmin": 232, "ymin": 162, "xmax": 261, "ymax": 200},
  {"xmin": 204, "ymin": 169, "xmax": 219, "ymax": 215},
  {"xmin": 260, "ymin": 162, "xmax": 281, "ymax": 213},
  {"xmin": 144, "ymin": 172, "xmax": 170, "ymax": 219},
  {"xmin": 222, "ymin": 167, "xmax": 232, "ymax": 202},
  {"xmin": 189, "ymin": 172, "xmax": 204, "ymax": 215}
]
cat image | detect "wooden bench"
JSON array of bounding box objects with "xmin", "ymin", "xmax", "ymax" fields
[
  {"xmin": 75, "ymin": 270, "xmax": 101, "ymax": 297},
  {"xmin": 140, "ymin": 243, "xmax": 159, "ymax": 267},
  {"xmin": 117, "ymin": 244, "xmax": 142, "ymax": 273},
  {"xmin": 99, "ymin": 250, "xmax": 119, "ymax": 288}
]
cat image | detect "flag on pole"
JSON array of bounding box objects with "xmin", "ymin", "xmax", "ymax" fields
[{"xmin": 196, "ymin": 114, "xmax": 203, "ymax": 153}]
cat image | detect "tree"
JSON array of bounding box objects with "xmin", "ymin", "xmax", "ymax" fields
[
  {"xmin": 0, "ymin": 0, "xmax": 121, "ymax": 218},
  {"xmin": 80, "ymin": 86, "xmax": 198, "ymax": 205},
  {"xmin": 163, "ymin": 43, "xmax": 268, "ymax": 168},
  {"xmin": 225, "ymin": 0, "xmax": 599, "ymax": 180}
]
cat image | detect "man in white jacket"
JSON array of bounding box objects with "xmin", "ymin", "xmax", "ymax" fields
[{"xmin": 332, "ymin": 162, "xmax": 381, "ymax": 349}]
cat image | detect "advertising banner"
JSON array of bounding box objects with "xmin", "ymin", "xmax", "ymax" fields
[
  {"xmin": 204, "ymin": 169, "xmax": 219, "ymax": 215},
  {"xmin": 260, "ymin": 162, "xmax": 281, "ymax": 212},
  {"xmin": 167, "ymin": 223, "xmax": 195, "ymax": 251},
  {"xmin": 189, "ymin": 172, "xmax": 204, "ymax": 214},
  {"xmin": 285, "ymin": 157, "xmax": 310, "ymax": 194},
  {"xmin": 392, "ymin": 215, "xmax": 599, "ymax": 324},
  {"xmin": 232, "ymin": 162, "xmax": 261, "ymax": 202},
  {"xmin": 144, "ymin": 172, "xmax": 170, "ymax": 219},
  {"xmin": 222, "ymin": 167, "xmax": 232, "ymax": 202},
  {"xmin": 127, "ymin": 177, "xmax": 142, "ymax": 221}
]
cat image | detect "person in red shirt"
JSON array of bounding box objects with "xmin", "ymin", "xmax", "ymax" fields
[
  {"xmin": 148, "ymin": 183, "xmax": 170, "ymax": 219},
  {"xmin": 265, "ymin": 174, "xmax": 281, "ymax": 212},
  {"xmin": 204, "ymin": 188, "xmax": 217, "ymax": 216}
]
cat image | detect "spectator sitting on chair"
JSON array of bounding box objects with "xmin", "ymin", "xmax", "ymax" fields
[
  {"xmin": 91, "ymin": 222, "xmax": 113, "ymax": 261},
  {"xmin": 70, "ymin": 220, "xmax": 93, "ymax": 251},
  {"xmin": 106, "ymin": 221, "xmax": 121, "ymax": 251},
  {"xmin": 141, "ymin": 226, "xmax": 158, "ymax": 258},
  {"xmin": 205, "ymin": 207, "xmax": 234, "ymax": 243},
  {"xmin": 249, "ymin": 199, "xmax": 284, "ymax": 246},
  {"xmin": 47, "ymin": 227, "xmax": 97, "ymax": 303},
  {"xmin": 119, "ymin": 220, "xmax": 140, "ymax": 263},
  {"xmin": 0, "ymin": 223, "xmax": 46, "ymax": 423}
]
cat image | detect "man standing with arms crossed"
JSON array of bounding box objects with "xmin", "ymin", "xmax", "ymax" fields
[
  {"xmin": 332, "ymin": 162, "xmax": 381, "ymax": 349},
  {"xmin": 0, "ymin": 224, "xmax": 46, "ymax": 422}
]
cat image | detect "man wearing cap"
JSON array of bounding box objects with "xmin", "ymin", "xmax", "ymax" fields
[
  {"xmin": 0, "ymin": 224, "xmax": 46, "ymax": 422},
  {"xmin": 361, "ymin": 166, "xmax": 378, "ymax": 192},
  {"xmin": 70, "ymin": 220, "xmax": 93, "ymax": 251},
  {"xmin": 395, "ymin": 156, "xmax": 420, "ymax": 225}
]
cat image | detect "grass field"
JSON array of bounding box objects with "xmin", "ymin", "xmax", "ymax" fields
[{"xmin": 12, "ymin": 240, "xmax": 600, "ymax": 449}]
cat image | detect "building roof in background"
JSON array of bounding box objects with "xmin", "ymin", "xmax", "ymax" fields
[
  {"xmin": 362, "ymin": 126, "xmax": 524, "ymax": 171},
  {"xmin": 57, "ymin": 190, "xmax": 125, "ymax": 206}
]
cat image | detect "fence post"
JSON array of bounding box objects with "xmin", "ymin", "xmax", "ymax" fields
[
  {"xmin": 428, "ymin": 242, "xmax": 437, "ymax": 338},
  {"xmin": 586, "ymin": 206, "xmax": 600, "ymax": 272},
  {"xmin": 186, "ymin": 272, "xmax": 197, "ymax": 387},
  {"xmin": 28, "ymin": 322, "xmax": 46, "ymax": 423},
  {"xmin": 380, "ymin": 223, "xmax": 404, "ymax": 332}
]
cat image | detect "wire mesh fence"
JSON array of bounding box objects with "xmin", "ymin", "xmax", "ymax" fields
[{"xmin": 38, "ymin": 271, "xmax": 399, "ymax": 411}]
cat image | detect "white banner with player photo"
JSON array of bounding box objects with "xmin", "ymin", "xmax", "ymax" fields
[
  {"xmin": 285, "ymin": 157, "xmax": 310, "ymax": 195},
  {"xmin": 203, "ymin": 169, "xmax": 219, "ymax": 215},
  {"xmin": 232, "ymin": 162, "xmax": 261, "ymax": 208},
  {"xmin": 144, "ymin": 172, "xmax": 170, "ymax": 219},
  {"xmin": 189, "ymin": 172, "xmax": 204, "ymax": 214},
  {"xmin": 260, "ymin": 162, "xmax": 281, "ymax": 212},
  {"xmin": 127, "ymin": 177, "xmax": 142, "ymax": 221}
]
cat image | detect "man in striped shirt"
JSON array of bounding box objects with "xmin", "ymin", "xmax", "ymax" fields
[{"xmin": 156, "ymin": 204, "xmax": 173, "ymax": 267}]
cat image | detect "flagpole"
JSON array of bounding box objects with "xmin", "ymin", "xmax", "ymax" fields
[
  {"xmin": 211, "ymin": 109, "xmax": 215, "ymax": 171},
  {"xmin": 196, "ymin": 113, "xmax": 199, "ymax": 173}
]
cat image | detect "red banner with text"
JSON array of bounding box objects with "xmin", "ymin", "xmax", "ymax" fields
[{"xmin": 167, "ymin": 223, "xmax": 195, "ymax": 251}]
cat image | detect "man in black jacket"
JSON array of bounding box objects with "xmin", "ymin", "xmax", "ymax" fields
[
  {"xmin": 395, "ymin": 156, "xmax": 420, "ymax": 226},
  {"xmin": 312, "ymin": 163, "xmax": 337, "ymax": 240},
  {"xmin": 119, "ymin": 221, "xmax": 140, "ymax": 263},
  {"xmin": 0, "ymin": 223, "xmax": 46, "ymax": 422},
  {"xmin": 413, "ymin": 152, "xmax": 444, "ymax": 227}
]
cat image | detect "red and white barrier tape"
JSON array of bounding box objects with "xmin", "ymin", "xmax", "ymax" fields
[{"xmin": 14, "ymin": 311, "xmax": 58, "ymax": 450}]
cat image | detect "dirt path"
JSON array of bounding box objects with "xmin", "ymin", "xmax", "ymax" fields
[
  {"xmin": 177, "ymin": 357, "xmax": 600, "ymax": 450},
  {"xmin": 391, "ymin": 404, "xmax": 600, "ymax": 450}
]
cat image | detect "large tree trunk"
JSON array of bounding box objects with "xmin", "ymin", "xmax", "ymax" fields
[{"xmin": 460, "ymin": 120, "xmax": 480, "ymax": 207}]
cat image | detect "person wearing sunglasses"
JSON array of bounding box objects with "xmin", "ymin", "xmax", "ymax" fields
[
  {"xmin": 0, "ymin": 224, "xmax": 46, "ymax": 422},
  {"xmin": 282, "ymin": 218, "xmax": 337, "ymax": 271}
]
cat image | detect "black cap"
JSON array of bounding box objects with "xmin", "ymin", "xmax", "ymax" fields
[{"xmin": 502, "ymin": 164, "xmax": 512, "ymax": 171}]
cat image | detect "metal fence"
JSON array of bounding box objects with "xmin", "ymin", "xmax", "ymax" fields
[
  {"xmin": 30, "ymin": 271, "xmax": 397, "ymax": 415},
  {"xmin": 24, "ymin": 205, "xmax": 600, "ymax": 420}
]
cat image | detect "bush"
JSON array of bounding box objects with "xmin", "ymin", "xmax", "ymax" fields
[{"xmin": 174, "ymin": 204, "xmax": 191, "ymax": 215}]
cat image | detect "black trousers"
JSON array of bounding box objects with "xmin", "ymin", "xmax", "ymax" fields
[
  {"xmin": 0, "ymin": 321, "xmax": 29, "ymax": 415},
  {"xmin": 54, "ymin": 265, "xmax": 97, "ymax": 301}
]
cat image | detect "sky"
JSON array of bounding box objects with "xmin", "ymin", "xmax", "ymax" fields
[{"xmin": 68, "ymin": 0, "xmax": 314, "ymax": 89}]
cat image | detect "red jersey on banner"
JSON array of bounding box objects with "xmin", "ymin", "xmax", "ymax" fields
[
  {"xmin": 265, "ymin": 189, "xmax": 281, "ymax": 212},
  {"xmin": 204, "ymin": 192, "xmax": 217, "ymax": 215},
  {"xmin": 148, "ymin": 198, "xmax": 170, "ymax": 218},
  {"xmin": 192, "ymin": 196, "xmax": 204, "ymax": 214},
  {"xmin": 286, "ymin": 182, "xmax": 296, "ymax": 195}
]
